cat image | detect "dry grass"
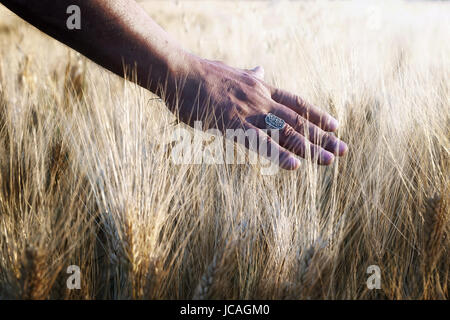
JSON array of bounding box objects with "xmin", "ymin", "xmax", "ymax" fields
[{"xmin": 0, "ymin": 0, "xmax": 448, "ymax": 299}]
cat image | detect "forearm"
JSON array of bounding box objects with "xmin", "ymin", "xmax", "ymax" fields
[{"xmin": 0, "ymin": 0, "xmax": 195, "ymax": 94}]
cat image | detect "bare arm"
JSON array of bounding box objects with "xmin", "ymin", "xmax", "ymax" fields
[
  {"xmin": 0, "ymin": 0, "xmax": 193, "ymax": 93},
  {"xmin": 0, "ymin": 0, "xmax": 348, "ymax": 169}
]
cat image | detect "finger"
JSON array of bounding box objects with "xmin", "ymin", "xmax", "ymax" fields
[
  {"xmin": 246, "ymin": 66, "xmax": 265, "ymax": 80},
  {"xmin": 277, "ymin": 123, "xmax": 335, "ymax": 165},
  {"xmin": 270, "ymin": 86, "xmax": 338, "ymax": 132},
  {"xmin": 245, "ymin": 115, "xmax": 335, "ymax": 165},
  {"xmin": 229, "ymin": 121, "xmax": 301, "ymax": 170},
  {"xmin": 249, "ymin": 114, "xmax": 335, "ymax": 165},
  {"xmin": 271, "ymin": 104, "xmax": 348, "ymax": 156}
]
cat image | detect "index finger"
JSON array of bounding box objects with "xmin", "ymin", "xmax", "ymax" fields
[{"xmin": 270, "ymin": 86, "xmax": 339, "ymax": 132}]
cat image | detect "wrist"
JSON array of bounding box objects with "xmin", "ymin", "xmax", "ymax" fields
[
  {"xmin": 165, "ymin": 49, "xmax": 203, "ymax": 81},
  {"xmin": 156, "ymin": 48, "xmax": 204, "ymax": 99}
]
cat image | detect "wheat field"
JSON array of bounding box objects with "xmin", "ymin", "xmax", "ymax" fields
[{"xmin": 0, "ymin": 0, "xmax": 448, "ymax": 299}]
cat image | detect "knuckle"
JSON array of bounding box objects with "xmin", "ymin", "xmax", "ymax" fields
[
  {"xmin": 296, "ymin": 95, "xmax": 308, "ymax": 109},
  {"xmin": 271, "ymin": 87, "xmax": 283, "ymax": 100},
  {"xmin": 282, "ymin": 126, "xmax": 306, "ymax": 154},
  {"xmin": 282, "ymin": 125, "xmax": 298, "ymax": 142},
  {"xmin": 243, "ymin": 73, "xmax": 259, "ymax": 87},
  {"xmin": 324, "ymin": 132, "xmax": 338, "ymax": 147},
  {"xmin": 309, "ymin": 124, "xmax": 320, "ymax": 138},
  {"xmin": 256, "ymin": 82, "xmax": 271, "ymax": 97},
  {"xmin": 294, "ymin": 114, "xmax": 306, "ymax": 132}
]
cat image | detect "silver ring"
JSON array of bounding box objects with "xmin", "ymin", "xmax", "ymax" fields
[{"xmin": 265, "ymin": 113, "xmax": 285, "ymax": 130}]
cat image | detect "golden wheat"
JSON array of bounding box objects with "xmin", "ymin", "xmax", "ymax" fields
[{"xmin": 0, "ymin": 0, "xmax": 448, "ymax": 299}]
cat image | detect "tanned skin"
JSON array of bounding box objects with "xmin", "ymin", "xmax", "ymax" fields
[{"xmin": 0, "ymin": 0, "xmax": 348, "ymax": 169}]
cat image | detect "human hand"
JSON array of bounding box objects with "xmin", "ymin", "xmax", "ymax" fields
[{"xmin": 164, "ymin": 57, "xmax": 348, "ymax": 170}]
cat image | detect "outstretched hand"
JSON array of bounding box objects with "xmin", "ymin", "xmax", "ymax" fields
[{"xmin": 164, "ymin": 58, "xmax": 348, "ymax": 170}]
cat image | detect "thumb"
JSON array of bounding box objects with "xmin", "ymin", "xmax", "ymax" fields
[{"xmin": 247, "ymin": 66, "xmax": 265, "ymax": 80}]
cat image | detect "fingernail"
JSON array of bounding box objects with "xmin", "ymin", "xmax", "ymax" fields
[
  {"xmin": 339, "ymin": 141, "xmax": 348, "ymax": 156},
  {"xmin": 329, "ymin": 118, "xmax": 339, "ymax": 131},
  {"xmin": 288, "ymin": 157, "xmax": 300, "ymax": 169},
  {"xmin": 321, "ymin": 151, "xmax": 335, "ymax": 165}
]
